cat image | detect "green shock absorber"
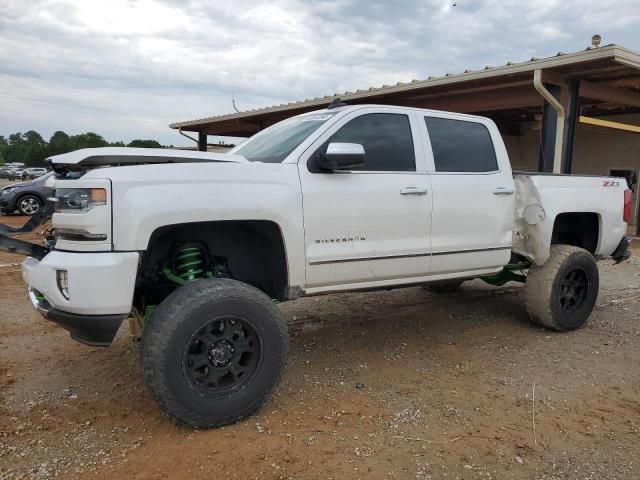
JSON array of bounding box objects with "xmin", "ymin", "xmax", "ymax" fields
[{"xmin": 164, "ymin": 244, "xmax": 212, "ymax": 286}]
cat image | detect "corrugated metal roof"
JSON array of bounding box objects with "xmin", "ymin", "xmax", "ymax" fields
[{"xmin": 170, "ymin": 44, "xmax": 640, "ymax": 130}]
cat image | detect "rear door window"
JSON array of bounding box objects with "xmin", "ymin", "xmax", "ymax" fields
[{"xmin": 425, "ymin": 117, "xmax": 498, "ymax": 173}]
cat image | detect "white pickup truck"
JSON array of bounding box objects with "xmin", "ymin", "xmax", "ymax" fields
[{"xmin": 0, "ymin": 103, "xmax": 631, "ymax": 428}]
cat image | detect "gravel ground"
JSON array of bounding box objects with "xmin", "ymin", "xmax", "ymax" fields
[{"xmin": 1, "ymin": 215, "xmax": 639, "ymax": 480}]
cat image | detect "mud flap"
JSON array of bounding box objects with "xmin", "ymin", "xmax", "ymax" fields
[
  {"xmin": 611, "ymin": 236, "xmax": 631, "ymax": 264},
  {"xmin": 0, "ymin": 203, "xmax": 54, "ymax": 260}
]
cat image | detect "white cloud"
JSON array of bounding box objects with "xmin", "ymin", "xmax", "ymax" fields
[{"xmin": 0, "ymin": 0, "xmax": 639, "ymax": 145}]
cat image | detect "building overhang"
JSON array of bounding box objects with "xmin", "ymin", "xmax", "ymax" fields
[{"xmin": 170, "ymin": 44, "xmax": 640, "ymax": 138}]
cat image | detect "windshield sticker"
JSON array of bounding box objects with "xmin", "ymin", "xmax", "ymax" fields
[{"xmin": 301, "ymin": 114, "xmax": 333, "ymax": 122}]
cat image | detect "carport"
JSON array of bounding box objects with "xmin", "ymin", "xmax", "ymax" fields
[{"xmin": 170, "ymin": 43, "xmax": 640, "ymax": 223}]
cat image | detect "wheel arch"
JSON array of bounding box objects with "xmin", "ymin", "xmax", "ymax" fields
[
  {"xmin": 139, "ymin": 220, "xmax": 290, "ymax": 301},
  {"xmin": 551, "ymin": 212, "xmax": 600, "ymax": 255},
  {"xmin": 17, "ymin": 191, "xmax": 45, "ymax": 204}
]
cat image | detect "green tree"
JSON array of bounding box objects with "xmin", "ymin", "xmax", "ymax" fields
[
  {"xmin": 48, "ymin": 131, "xmax": 72, "ymax": 156},
  {"xmin": 70, "ymin": 132, "xmax": 108, "ymax": 150},
  {"xmin": 4, "ymin": 132, "xmax": 27, "ymax": 164},
  {"xmin": 1, "ymin": 131, "xmax": 49, "ymax": 166},
  {"xmin": 23, "ymin": 130, "xmax": 47, "ymax": 166},
  {"xmin": 0, "ymin": 130, "xmax": 166, "ymax": 164},
  {"xmin": 127, "ymin": 139, "xmax": 163, "ymax": 148},
  {"xmin": 0, "ymin": 135, "xmax": 7, "ymax": 164}
]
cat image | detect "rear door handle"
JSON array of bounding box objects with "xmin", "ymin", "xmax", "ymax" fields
[
  {"xmin": 400, "ymin": 186, "xmax": 428, "ymax": 195},
  {"xmin": 493, "ymin": 187, "xmax": 515, "ymax": 195}
]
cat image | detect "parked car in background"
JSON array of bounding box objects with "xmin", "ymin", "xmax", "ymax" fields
[
  {"xmin": 0, "ymin": 168, "xmax": 11, "ymax": 179},
  {"xmin": 8, "ymin": 169, "xmax": 26, "ymax": 181},
  {"xmin": 22, "ymin": 168, "xmax": 48, "ymax": 180},
  {"xmin": 0, "ymin": 172, "xmax": 54, "ymax": 215}
]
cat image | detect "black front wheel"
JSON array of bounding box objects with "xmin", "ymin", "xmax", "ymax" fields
[{"xmin": 141, "ymin": 278, "xmax": 289, "ymax": 428}]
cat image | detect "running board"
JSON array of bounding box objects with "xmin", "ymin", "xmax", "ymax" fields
[{"xmin": 0, "ymin": 203, "xmax": 54, "ymax": 260}]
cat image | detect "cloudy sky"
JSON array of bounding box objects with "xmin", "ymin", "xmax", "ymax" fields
[{"xmin": 1, "ymin": 0, "xmax": 639, "ymax": 146}]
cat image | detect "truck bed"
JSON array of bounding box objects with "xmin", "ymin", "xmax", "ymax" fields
[{"xmin": 513, "ymin": 172, "xmax": 628, "ymax": 265}]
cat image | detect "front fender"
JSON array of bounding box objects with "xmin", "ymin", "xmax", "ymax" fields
[{"xmin": 107, "ymin": 163, "xmax": 306, "ymax": 289}]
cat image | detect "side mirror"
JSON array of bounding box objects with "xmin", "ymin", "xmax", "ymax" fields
[{"xmin": 316, "ymin": 143, "xmax": 365, "ymax": 171}]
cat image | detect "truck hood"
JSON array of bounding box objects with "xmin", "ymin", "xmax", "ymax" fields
[{"xmin": 47, "ymin": 147, "xmax": 248, "ymax": 170}]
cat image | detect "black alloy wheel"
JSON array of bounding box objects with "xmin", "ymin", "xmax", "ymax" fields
[
  {"xmin": 558, "ymin": 268, "xmax": 589, "ymax": 313},
  {"xmin": 182, "ymin": 316, "xmax": 262, "ymax": 398}
]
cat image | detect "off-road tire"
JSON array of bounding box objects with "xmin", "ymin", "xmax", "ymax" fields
[
  {"xmin": 16, "ymin": 195, "xmax": 41, "ymax": 216},
  {"xmin": 525, "ymin": 245, "xmax": 599, "ymax": 331},
  {"xmin": 141, "ymin": 278, "xmax": 289, "ymax": 428},
  {"xmin": 425, "ymin": 280, "xmax": 464, "ymax": 294}
]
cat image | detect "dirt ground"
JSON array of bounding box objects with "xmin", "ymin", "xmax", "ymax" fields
[
  {"xmin": 1, "ymin": 214, "xmax": 639, "ymax": 480},
  {"xmin": 0, "ymin": 179, "xmax": 18, "ymax": 189}
]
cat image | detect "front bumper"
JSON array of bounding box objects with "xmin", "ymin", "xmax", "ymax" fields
[
  {"xmin": 22, "ymin": 250, "xmax": 139, "ymax": 346},
  {"xmin": 28, "ymin": 288, "xmax": 127, "ymax": 346},
  {"xmin": 0, "ymin": 194, "xmax": 16, "ymax": 213}
]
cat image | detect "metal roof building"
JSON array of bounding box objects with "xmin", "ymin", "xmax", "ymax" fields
[{"xmin": 170, "ymin": 42, "xmax": 640, "ymax": 225}]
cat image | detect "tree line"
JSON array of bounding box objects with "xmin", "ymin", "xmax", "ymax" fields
[{"xmin": 0, "ymin": 130, "xmax": 166, "ymax": 167}]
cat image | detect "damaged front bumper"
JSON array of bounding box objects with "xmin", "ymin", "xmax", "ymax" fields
[
  {"xmin": 22, "ymin": 251, "xmax": 139, "ymax": 346},
  {"xmin": 1, "ymin": 206, "xmax": 137, "ymax": 347},
  {"xmin": 27, "ymin": 288, "xmax": 127, "ymax": 347}
]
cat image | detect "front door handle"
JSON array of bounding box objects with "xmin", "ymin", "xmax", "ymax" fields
[
  {"xmin": 493, "ymin": 187, "xmax": 515, "ymax": 195},
  {"xmin": 400, "ymin": 186, "xmax": 428, "ymax": 195}
]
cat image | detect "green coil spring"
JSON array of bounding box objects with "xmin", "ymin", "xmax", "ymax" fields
[
  {"xmin": 175, "ymin": 245, "xmax": 205, "ymax": 281},
  {"xmin": 163, "ymin": 244, "xmax": 212, "ymax": 285}
]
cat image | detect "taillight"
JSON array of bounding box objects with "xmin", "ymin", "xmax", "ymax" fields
[{"xmin": 623, "ymin": 189, "xmax": 631, "ymax": 223}]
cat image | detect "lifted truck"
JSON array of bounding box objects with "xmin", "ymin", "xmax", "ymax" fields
[{"xmin": 0, "ymin": 104, "xmax": 632, "ymax": 428}]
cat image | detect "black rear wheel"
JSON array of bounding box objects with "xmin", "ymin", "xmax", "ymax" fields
[
  {"xmin": 141, "ymin": 278, "xmax": 288, "ymax": 428},
  {"xmin": 558, "ymin": 268, "xmax": 589, "ymax": 314},
  {"xmin": 525, "ymin": 245, "xmax": 599, "ymax": 331}
]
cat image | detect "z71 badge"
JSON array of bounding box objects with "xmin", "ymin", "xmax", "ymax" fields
[{"xmin": 603, "ymin": 180, "xmax": 620, "ymax": 187}]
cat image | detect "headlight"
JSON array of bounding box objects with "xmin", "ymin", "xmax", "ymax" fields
[
  {"xmin": 55, "ymin": 188, "xmax": 106, "ymax": 213},
  {"xmin": 1, "ymin": 187, "xmax": 15, "ymax": 195}
]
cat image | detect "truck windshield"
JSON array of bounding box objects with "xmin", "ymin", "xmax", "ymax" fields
[{"xmin": 231, "ymin": 112, "xmax": 337, "ymax": 163}]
